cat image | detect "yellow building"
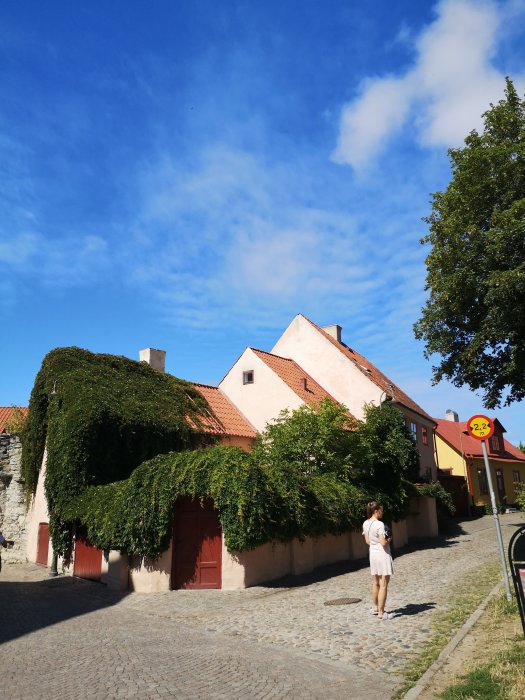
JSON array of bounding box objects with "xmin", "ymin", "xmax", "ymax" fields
[{"xmin": 435, "ymin": 414, "xmax": 525, "ymax": 512}]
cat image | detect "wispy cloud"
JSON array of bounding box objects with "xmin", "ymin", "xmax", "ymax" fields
[{"xmin": 333, "ymin": 0, "xmax": 525, "ymax": 170}]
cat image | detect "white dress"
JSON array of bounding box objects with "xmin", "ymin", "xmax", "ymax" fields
[{"xmin": 365, "ymin": 519, "xmax": 394, "ymax": 576}]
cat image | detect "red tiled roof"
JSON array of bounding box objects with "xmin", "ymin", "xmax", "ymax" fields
[
  {"xmin": 302, "ymin": 316, "xmax": 434, "ymax": 423},
  {"xmin": 250, "ymin": 348, "xmax": 356, "ymax": 420},
  {"xmin": 0, "ymin": 406, "xmax": 28, "ymax": 433},
  {"xmin": 191, "ymin": 384, "xmax": 257, "ymax": 438},
  {"xmin": 435, "ymin": 418, "xmax": 525, "ymax": 463}
]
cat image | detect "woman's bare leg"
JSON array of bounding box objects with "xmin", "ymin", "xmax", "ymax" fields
[
  {"xmin": 371, "ymin": 575, "xmax": 380, "ymax": 612},
  {"xmin": 377, "ymin": 575, "xmax": 390, "ymax": 618}
]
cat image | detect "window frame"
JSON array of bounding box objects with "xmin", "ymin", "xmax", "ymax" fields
[{"xmin": 242, "ymin": 370, "xmax": 254, "ymax": 385}]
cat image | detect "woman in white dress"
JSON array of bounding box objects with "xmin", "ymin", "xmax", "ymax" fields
[{"xmin": 362, "ymin": 502, "xmax": 394, "ymax": 620}]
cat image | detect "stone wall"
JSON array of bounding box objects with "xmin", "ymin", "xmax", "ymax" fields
[{"xmin": 0, "ymin": 434, "xmax": 28, "ymax": 563}]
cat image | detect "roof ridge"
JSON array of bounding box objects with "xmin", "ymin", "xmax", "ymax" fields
[{"xmin": 250, "ymin": 347, "xmax": 294, "ymax": 362}]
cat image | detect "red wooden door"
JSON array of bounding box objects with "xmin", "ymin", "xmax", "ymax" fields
[
  {"xmin": 36, "ymin": 523, "xmax": 50, "ymax": 566},
  {"xmin": 73, "ymin": 528, "xmax": 102, "ymax": 581},
  {"xmin": 171, "ymin": 497, "xmax": 222, "ymax": 590}
]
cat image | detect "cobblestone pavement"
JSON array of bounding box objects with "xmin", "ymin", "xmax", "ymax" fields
[{"xmin": 1, "ymin": 515, "xmax": 522, "ymax": 699}]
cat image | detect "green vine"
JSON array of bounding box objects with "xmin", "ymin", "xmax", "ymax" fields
[
  {"xmin": 65, "ymin": 446, "xmax": 367, "ymax": 557},
  {"xmin": 22, "ymin": 347, "xmax": 214, "ymax": 554}
]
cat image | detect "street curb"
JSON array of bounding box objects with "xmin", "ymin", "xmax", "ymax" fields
[{"xmin": 402, "ymin": 580, "xmax": 504, "ymax": 700}]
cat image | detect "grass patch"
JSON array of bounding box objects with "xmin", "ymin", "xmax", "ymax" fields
[
  {"xmin": 441, "ymin": 640, "xmax": 525, "ymax": 700},
  {"xmin": 392, "ymin": 560, "xmax": 502, "ymax": 699},
  {"xmin": 440, "ymin": 594, "xmax": 525, "ymax": 700}
]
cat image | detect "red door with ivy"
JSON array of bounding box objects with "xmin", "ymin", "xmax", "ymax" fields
[
  {"xmin": 36, "ymin": 522, "xmax": 50, "ymax": 566},
  {"xmin": 171, "ymin": 497, "xmax": 222, "ymax": 589},
  {"xmin": 73, "ymin": 528, "xmax": 102, "ymax": 581}
]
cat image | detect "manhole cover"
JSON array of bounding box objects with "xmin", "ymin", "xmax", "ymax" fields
[{"xmin": 324, "ymin": 597, "xmax": 362, "ymax": 606}]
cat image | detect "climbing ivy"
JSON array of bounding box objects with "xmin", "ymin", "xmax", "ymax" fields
[
  {"xmin": 65, "ymin": 445, "xmax": 367, "ymax": 557},
  {"xmin": 22, "ymin": 347, "xmax": 214, "ymax": 554}
]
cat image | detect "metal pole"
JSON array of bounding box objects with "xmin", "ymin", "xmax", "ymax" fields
[
  {"xmin": 481, "ymin": 439, "xmax": 512, "ymax": 600},
  {"xmin": 49, "ymin": 551, "xmax": 58, "ymax": 577}
]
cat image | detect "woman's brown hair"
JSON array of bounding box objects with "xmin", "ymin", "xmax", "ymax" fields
[{"xmin": 366, "ymin": 501, "xmax": 383, "ymax": 518}]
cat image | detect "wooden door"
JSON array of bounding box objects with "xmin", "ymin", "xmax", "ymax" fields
[
  {"xmin": 73, "ymin": 528, "xmax": 102, "ymax": 581},
  {"xmin": 171, "ymin": 497, "xmax": 222, "ymax": 590},
  {"xmin": 36, "ymin": 522, "xmax": 50, "ymax": 566}
]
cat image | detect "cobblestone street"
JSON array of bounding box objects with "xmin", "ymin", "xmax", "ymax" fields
[{"xmin": 1, "ymin": 514, "xmax": 522, "ymax": 699}]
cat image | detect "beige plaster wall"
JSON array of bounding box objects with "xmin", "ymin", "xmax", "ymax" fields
[
  {"xmin": 407, "ymin": 496, "xmax": 438, "ymax": 539},
  {"xmin": 128, "ymin": 544, "xmax": 172, "ymax": 592},
  {"xmin": 219, "ymin": 347, "xmax": 304, "ymax": 432},
  {"xmin": 392, "ymin": 519, "xmax": 408, "ymax": 548},
  {"xmin": 402, "ymin": 407, "xmax": 438, "ymax": 479},
  {"xmin": 25, "ymin": 451, "xmax": 50, "ymax": 565},
  {"xmin": 101, "ymin": 550, "xmax": 129, "ymax": 590},
  {"xmin": 222, "ymin": 540, "xmax": 292, "ymax": 589}
]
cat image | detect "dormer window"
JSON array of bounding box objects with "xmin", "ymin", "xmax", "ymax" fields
[
  {"xmin": 243, "ymin": 370, "xmax": 254, "ymax": 385},
  {"xmin": 489, "ymin": 434, "xmax": 503, "ymax": 453}
]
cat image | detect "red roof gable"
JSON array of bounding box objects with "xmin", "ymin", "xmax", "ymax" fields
[
  {"xmin": 302, "ymin": 316, "xmax": 434, "ymax": 423},
  {"xmin": 0, "ymin": 406, "xmax": 28, "ymax": 433},
  {"xmin": 191, "ymin": 384, "xmax": 257, "ymax": 439},
  {"xmin": 435, "ymin": 418, "xmax": 525, "ymax": 463},
  {"xmin": 251, "ymin": 348, "xmax": 356, "ymax": 420}
]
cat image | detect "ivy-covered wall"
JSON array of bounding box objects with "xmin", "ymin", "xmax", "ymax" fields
[
  {"xmin": 22, "ymin": 347, "xmax": 214, "ymax": 554},
  {"xmin": 22, "ymin": 348, "xmax": 449, "ymax": 560}
]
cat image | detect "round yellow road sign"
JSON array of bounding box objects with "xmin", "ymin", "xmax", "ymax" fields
[{"xmin": 467, "ymin": 414, "xmax": 494, "ymax": 440}]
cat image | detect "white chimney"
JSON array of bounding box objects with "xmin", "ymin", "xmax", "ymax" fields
[
  {"xmin": 139, "ymin": 348, "xmax": 166, "ymax": 372},
  {"xmin": 322, "ymin": 324, "xmax": 342, "ymax": 343},
  {"xmin": 445, "ymin": 409, "xmax": 459, "ymax": 422}
]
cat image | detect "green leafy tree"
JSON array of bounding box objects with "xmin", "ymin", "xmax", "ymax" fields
[
  {"xmin": 518, "ymin": 441, "xmax": 525, "ymax": 455},
  {"xmin": 351, "ymin": 402, "xmax": 420, "ymax": 519},
  {"xmin": 414, "ymin": 79, "xmax": 525, "ymax": 409},
  {"xmin": 251, "ymin": 399, "xmax": 356, "ymax": 479}
]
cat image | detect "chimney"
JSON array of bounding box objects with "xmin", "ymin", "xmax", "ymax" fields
[
  {"xmin": 445, "ymin": 409, "xmax": 459, "ymax": 422},
  {"xmin": 139, "ymin": 348, "xmax": 166, "ymax": 372},
  {"xmin": 322, "ymin": 324, "xmax": 342, "ymax": 343}
]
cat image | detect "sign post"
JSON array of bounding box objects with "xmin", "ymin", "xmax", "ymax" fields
[{"xmin": 467, "ymin": 415, "xmax": 512, "ymax": 601}]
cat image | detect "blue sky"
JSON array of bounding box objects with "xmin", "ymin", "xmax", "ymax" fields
[{"xmin": 1, "ymin": 0, "xmax": 524, "ymax": 443}]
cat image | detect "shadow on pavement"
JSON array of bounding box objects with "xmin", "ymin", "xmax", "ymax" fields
[
  {"xmin": 0, "ymin": 574, "xmax": 128, "ymax": 646},
  {"xmin": 391, "ymin": 602, "xmax": 436, "ymax": 616}
]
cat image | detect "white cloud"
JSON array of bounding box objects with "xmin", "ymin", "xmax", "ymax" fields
[{"xmin": 333, "ymin": 0, "xmax": 525, "ymax": 170}]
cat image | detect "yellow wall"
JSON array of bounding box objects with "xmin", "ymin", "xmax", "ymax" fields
[
  {"xmin": 468, "ymin": 458, "xmax": 524, "ymax": 507},
  {"xmin": 435, "ymin": 434, "xmax": 467, "ymax": 477}
]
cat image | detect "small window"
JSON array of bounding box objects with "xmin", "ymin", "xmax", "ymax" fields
[
  {"xmin": 513, "ymin": 470, "xmax": 521, "ymax": 493},
  {"xmin": 242, "ymin": 370, "xmax": 254, "ymax": 385},
  {"xmin": 410, "ymin": 422, "xmax": 417, "ymax": 441},
  {"xmin": 421, "ymin": 426, "xmax": 428, "ymax": 446},
  {"xmin": 489, "ymin": 435, "xmax": 502, "ymax": 453},
  {"xmin": 477, "ymin": 468, "xmax": 488, "ymax": 495}
]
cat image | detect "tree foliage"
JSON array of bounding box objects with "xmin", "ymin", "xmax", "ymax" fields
[{"xmin": 414, "ymin": 79, "xmax": 525, "ymax": 408}]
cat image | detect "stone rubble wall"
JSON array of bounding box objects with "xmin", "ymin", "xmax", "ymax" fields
[{"xmin": 0, "ymin": 434, "xmax": 28, "ymax": 563}]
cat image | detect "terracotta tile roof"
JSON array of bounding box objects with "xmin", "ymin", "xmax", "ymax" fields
[
  {"xmin": 0, "ymin": 406, "xmax": 28, "ymax": 433},
  {"xmin": 302, "ymin": 316, "xmax": 434, "ymax": 423},
  {"xmin": 250, "ymin": 348, "xmax": 356, "ymax": 420},
  {"xmin": 191, "ymin": 384, "xmax": 257, "ymax": 438},
  {"xmin": 435, "ymin": 418, "xmax": 525, "ymax": 463}
]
